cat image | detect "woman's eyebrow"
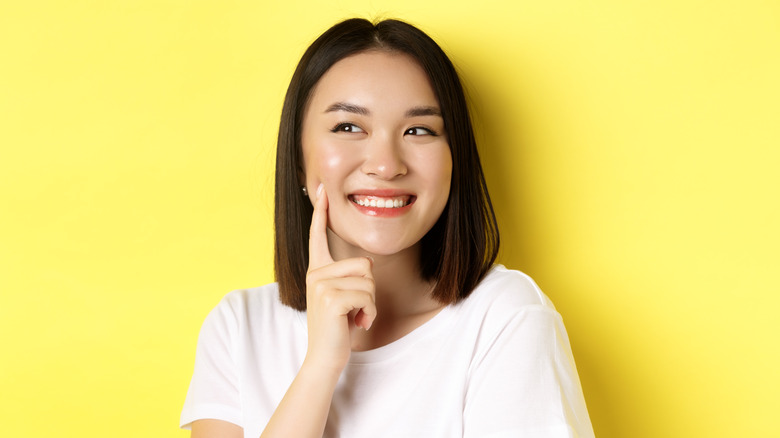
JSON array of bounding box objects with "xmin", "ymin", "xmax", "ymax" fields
[
  {"xmin": 323, "ymin": 102, "xmax": 441, "ymax": 118},
  {"xmin": 324, "ymin": 102, "xmax": 369, "ymax": 115},
  {"xmin": 405, "ymin": 106, "xmax": 441, "ymax": 118}
]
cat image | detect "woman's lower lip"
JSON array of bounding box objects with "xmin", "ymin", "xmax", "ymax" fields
[{"xmin": 351, "ymin": 200, "xmax": 413, "ymax": 217}]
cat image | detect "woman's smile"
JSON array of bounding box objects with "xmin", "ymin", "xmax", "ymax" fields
[{"xmin": 348, "ymin": 190, "xmax": 416, "ymax": 217}]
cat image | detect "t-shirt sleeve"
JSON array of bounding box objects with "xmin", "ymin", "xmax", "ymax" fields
[
  {"xmin": 462, "ymin": 304, "xmax": 594, "ymax": 438},
  {"xmin": 180, "ymin": 294, "xmax": 243, "ymax": 430}
]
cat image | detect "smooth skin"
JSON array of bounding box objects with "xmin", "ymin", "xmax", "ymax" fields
[{"xmin": 192, "ymin": 51, "xmax": 451, "ymax": 437}]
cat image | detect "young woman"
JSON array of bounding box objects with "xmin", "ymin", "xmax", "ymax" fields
[{"xmin": 181, "ymin": 18, "xmax": 594, "ymax": 438}]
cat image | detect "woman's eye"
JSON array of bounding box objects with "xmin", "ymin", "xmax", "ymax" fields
[
  {"xmin": 331, "ymin": 123, "xmax": 364, "ymax": 133},
  {"xmin": 404, "ymin": 127, "xmax": 437, "ymax": 136}
]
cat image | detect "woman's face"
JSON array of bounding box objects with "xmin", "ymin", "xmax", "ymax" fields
[{"xmin": 301, "ymin": 50, "xmax": 452, "ymax": 258}]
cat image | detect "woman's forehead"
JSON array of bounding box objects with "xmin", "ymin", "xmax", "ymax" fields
[{"xmin": 307, "ymin": 51, "xmax": 439, "ymax": 116}]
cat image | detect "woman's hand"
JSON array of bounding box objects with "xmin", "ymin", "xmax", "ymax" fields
[
  {"xmin": 304, "ymin": 184, "xmax": 377, "ymax": 372},
  {"xmin": 260, "ymin": 184, "xmax": 377, "ymax": 438}
]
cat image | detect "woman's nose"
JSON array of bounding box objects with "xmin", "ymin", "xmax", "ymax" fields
[{"xmin": 361, "ymin": 134, "xmax": 408, "ymax": 179}]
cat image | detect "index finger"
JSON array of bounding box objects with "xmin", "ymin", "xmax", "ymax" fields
[{"xmin": 308, "ymin": 183, "xmax": 334, "ymax": 271}]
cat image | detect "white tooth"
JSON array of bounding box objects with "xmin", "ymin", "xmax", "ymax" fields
[{"xmin": 354, "ymin": 196, "xmax": 408, "ymax": 208}]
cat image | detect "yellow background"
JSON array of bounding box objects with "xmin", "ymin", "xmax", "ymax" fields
[{"xmin": 2, "ymin": 1, "xmax": 778, "ymax": 436}]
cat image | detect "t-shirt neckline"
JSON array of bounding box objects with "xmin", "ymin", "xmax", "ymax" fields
[
  {"xmin": 347, "ymin": 303, "xmax": 456, "ymax": 364},
  {"xmin": 294, "ymin": 265, "xmax": 504, "ymax": 364}
]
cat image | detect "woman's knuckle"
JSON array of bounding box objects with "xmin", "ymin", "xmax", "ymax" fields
[{"xmin": 321, "ymin": 290, "xmax": 337, "ymax": 307}]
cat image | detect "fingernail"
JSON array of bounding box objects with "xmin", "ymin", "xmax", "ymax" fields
[
  {"xmin": 366, "ymin": 256, "xmax": 374, "ymax": 267},
  {"xmin": 316, "ymin": 183, "xmax": 324, "ymax": 197}
]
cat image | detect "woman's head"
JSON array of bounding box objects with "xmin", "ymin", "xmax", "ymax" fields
[
  {"xmin": 300, "ymin": 50, "xmax": 453, "ymax": 260},
  {"xmin": 275, "ymin": 18, "xmax": 499, "ymax": 310}
]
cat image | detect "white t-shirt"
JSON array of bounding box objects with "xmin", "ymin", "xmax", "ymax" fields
[{"xmin": 180, "ymin": 265, "xmax": 594, "ymax": 437}]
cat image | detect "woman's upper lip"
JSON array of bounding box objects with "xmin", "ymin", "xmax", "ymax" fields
[{"xmin": 348, "ymin": 188, "xmax": 415, "ymax": 197}]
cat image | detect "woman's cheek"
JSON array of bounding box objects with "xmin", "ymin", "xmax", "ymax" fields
[
  {"xmin": 314, "ymin": 144, "xmax": 350, "ymax": 184},
  {"xmin": 323, "ymin": 153, "xmax": 345, "ymax": 173}
]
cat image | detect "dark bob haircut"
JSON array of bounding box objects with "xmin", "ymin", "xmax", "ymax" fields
[{"xmin": 274, "ymin": 18, "xmax": 499, "ymax": 311}]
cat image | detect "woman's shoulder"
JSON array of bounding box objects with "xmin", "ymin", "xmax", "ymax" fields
[
  {"xmin": 452, "ymin": 265, "xmax": 568, "ymax": 366},
  {"xmin": 468, "ymin": 264, "xmax": 556, "ymax": 310},
  {"xmin": 218, "ymin": 282, "xmax": 281, "ymax": 307},
  {"xmin": 453, "ymin": 264, "xmax": 560, "ymax": 328},
  {"xmin": 206, "ymin": 282, "xmax": 301, "ymax": 328}
]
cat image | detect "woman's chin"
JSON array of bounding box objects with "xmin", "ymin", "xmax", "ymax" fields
[
  {"xmin": 352, "ymin": 240, "xmax": 412, "ymax": 257},
  {"xmin": 330, "ymin": 233, "xmax": 419, "ymax": 259}
]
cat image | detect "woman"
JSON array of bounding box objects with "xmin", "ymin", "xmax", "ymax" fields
[{"xmin": 181, "ymin": 18, "xmax": 594, "ymax": 437}]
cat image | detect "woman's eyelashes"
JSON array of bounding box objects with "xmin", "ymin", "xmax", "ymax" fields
[
  {"xmin": 404, "ymin": 126, "xmax": 438, "ymax": 136},
  {"xmin": 331, "ymin": 122, "xmax": 364, "ymax": 133},
  {"xmin": 330, "ymin": 123, "xmax": 438, "ymax": 137}
]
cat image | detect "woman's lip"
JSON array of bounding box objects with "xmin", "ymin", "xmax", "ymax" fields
[
  {"xmin": 347, "ymin": 189, "xmax": 416, "ymax": 217},
  {"xmin": 349, "ymin": 194, "xmax": 415, "ymax": 206},
  {"xmin": 349, "ymin": 196, "xmax": 415, "ymax": 217},
  {"xmin": 348, "ymin": 189, "xmax": 414, "ymax": 197}
]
